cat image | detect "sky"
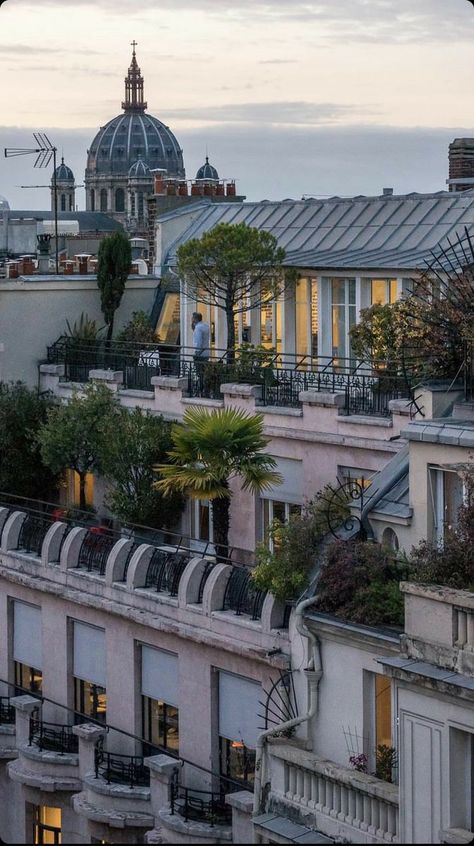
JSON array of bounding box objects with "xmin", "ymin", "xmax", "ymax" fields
[{"xmin": 1, "ymin": 0, "xmax": 474, "ymax": 209}]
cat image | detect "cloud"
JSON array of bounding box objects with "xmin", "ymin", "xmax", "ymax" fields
[
  {"xmin": 159, "ymin": 100, "xmax": 377, "ymax": 126},
  {"xmin": 19, "ymin": 0, "xmax": 474, "ymax": 42},
  {"xmin": 258, "ymin": 59, "xmax": 298, "ymax": 65}
]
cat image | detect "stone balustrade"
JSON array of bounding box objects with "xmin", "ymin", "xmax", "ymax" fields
[{"xmin": 265, "ymin": 740, "xmax": 399, "ymax": 844}]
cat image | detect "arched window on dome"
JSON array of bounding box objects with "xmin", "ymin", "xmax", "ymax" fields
[
  {"xmin": 130, "ymin": 192, "xmax": 136, "ymax": 218},
  {"xmin": 138, "ymin": 192, "xmax": 144, "ymax": 220},
  {"xmin": 60, "ymin": 194, "xmax": 66, "ymax": 212},
  {"xmin": 90, "ymin": 189, "xmax": 95, "ymax": 212},
  {"xmin": 100, "ymin": 189, "xmax": 107, "ymax": 213},
  {"xmin": 115, "ymin": 188, "xmax": 125, "ymax": 213}
]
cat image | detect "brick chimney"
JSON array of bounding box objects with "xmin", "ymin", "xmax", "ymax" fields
[{"xmin": 448, "ymin": 138, "xmax": 474, "ymax": 192}]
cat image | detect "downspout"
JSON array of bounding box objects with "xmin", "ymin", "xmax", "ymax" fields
[{"xmin": 253, "ymin": 595, "xmax": 322, "ymax": 815}]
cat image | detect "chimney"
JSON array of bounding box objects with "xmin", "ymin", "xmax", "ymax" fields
[
  {"xmin": 448, "ymin": 138, "xmax": 474, "ymax": 192},
  {"xmin": 383, "ymin": 187, "xmax": 393, "ymax": 196}
]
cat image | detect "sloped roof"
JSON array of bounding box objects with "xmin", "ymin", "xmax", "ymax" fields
[
  {"xmin": 358, "ymin": 443, "xmax": 411, "ymax": 521},
  {"xmin": 162, "ymin": 190, "xmax": 474, "ymax": 271},
  {"xmin": 4, "ymin": 211, "xmax": 122, "ymax": 232}
]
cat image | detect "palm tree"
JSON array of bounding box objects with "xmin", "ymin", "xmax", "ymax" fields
[{"xmin": 155, "ymin": 407, "xmax": 282, "ymax": 560}]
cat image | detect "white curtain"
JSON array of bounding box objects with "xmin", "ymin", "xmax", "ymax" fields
[
  {"xmin": 13, "ymin": 601, "xmax": 42, "ymax": 669},
  {"xmin": 219, "ymin": 671, "xmax": 261, "ymax": 748},
  {"xmin": 141, "ymin": 646, "xmax": 178, "ymax": 707},
  {"xmin": 73, "ymin": 622, "xmax": 106, "ymax": 687}
]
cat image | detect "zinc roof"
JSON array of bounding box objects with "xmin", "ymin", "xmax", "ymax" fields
[
  {"xmin": 162, "ymin": 191, "xmax": 474, "ymax": 271},
  {"xmin": 5, "ymin": 211, "xmax": 122, "ymax": 233}
]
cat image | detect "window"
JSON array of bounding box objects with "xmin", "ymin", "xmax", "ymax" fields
[
  {"xmin": 294, "ymin": 277, "xmax": 318, "ymax": 361},
  {"xmin": 375, "ymin": 674, "xmax": 392, "ymax": 750},
  {"xmin": 100, "ymin": 189, "xmax": 107, "ymax": 212},
  {"xmin": 371, "ymin": 279, "xmax": 398, "ymax": 305},
  {"xmin": 14, "ymin": 662, "xmax": 42, "ymax": 695},
  {"xmin": 60, "ymin": 194, "xmax": 66, "ymax": 212},
  {"xmin": 33, "ymin": 806, "xmax": 61, "ymax": 845},
  {"xmin": 428, "ymin": 466, "xmax": 465, "ymax": 546},
  {"xmin": 155, "ymin": 292, "xmax": 180, "ymax": 345},
  {"xmin": 449, "ymin": 728, "xmax": 474, "ymax": 831},
  {"xmin": 137, "ymin": 191, "xmax": 144, "ymax": 219},
  {"xmin": 13, "ymin": 600, "xmax": 42, "ymax": 692},
  {"xmin": 74, "ymin": 678, "xmax": 107, "ymax": 724},
  {"xmin": 90, "ymin": 189, "xmax": 95, "ymax": 212},
  {"xmin": 260, "ymin": 297, "xmax": 282, "ymax": 353},
  {"xmin": 262, "ymin": 500, "xmax": 301, "ymax": 550},
  {"xmin": 330, "ymin": 278, "xmax": 356, "ymax": 362},
  {"xmin": 73, "ymin": 622, "xmax": 106, "ymax": 723},
  {"xmin": 218, "ymin": 671, "xmax": 260, "ymax": 789},
  {"xmin": 142, "ymin": 696, "xmax": 179, "ymax": 755},
  {"xmin": 115, "ymin": 187, "xmax": 125, "ymax": 212},
  {"xmin": 141, "ymin": 646, "xmax": 178, "ymax": 754},
  {"xmin": 338, "ymin": 466, "xmax": 374, "ymax": 490},
  {"xmin": 191, "ymin": 499, "xmax": 213, "ymax": 543},
  {"xmin": 65, "ymin": 469, "xmax": 94, "ymax": 508},
  {"xmin": 382, "ymin": 527, "xmax": 399, "ymax": 551}
]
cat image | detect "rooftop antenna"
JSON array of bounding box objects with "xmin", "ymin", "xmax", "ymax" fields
[{"xmin": 4, "ymin": 133, "xmax": 59, "ymax": 274}]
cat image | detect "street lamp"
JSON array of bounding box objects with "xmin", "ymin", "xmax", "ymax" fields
[{"xmin": 4, "ymin": 133, "xmax": 59, "ymax": 274}]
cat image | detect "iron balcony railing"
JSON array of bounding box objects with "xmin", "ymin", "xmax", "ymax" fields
[
  {"xmin": 78, "ymin": 529, "xmax": 117, "ymax": 576},
  {"xmin": 46, "ymin": 337, "xmax": 414, "ymax": 417},
  {"xmin": 94, "ymin": 741, "xmax": 149, "ymax": 788},
  {"xmin": 464, "ymin": 340, "xmax": 474, "ymax": 402},
  {"xmin": 17, "ymin": 513, "xmax": 53, "ymax": 556},
  {"xmin": 170, "ymin": 782, "xmax": 232, "ymax": 826},
  {"xmin": 223, "ymin": 566, "xmax": 265, "ymax": 621},
  {"xmin": 29, "ymin": 716, "xmax": 79, "ymax": 754},
  {"xmin": 144, "ymin": 548, "xmax": 189, "ymax": 596},
  {"xmin": 0, "ymin": 697, "xmax": 15, "ymax": 724}
]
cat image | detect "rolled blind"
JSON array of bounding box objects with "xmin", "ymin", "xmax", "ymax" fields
[
  {"xmin": 13, "ymin": 601, "xmax": 42, "ymax": 669},
  {"xmin": 141, "ymin": 646, "xmax": 178, "ymax": 708},
  {"xmin": 73, "ymin": 622, "xmax": 106, "ymax": 687},
  {"xmin": 265, "ymin": 456, "xmax": 303, "ymax": 504},
  {"xmin": 219, "ymin": 671, "xmax": 261, "ymax": 749}
]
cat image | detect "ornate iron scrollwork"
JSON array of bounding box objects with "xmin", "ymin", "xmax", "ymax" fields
[{"xmin": 318, "ymin": 477, "xmax": 368, "ymax": 541}]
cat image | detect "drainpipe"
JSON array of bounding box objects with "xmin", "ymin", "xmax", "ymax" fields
[{"xmin": 253, "ymin": 595, "xmax": 322, "ymax": 815}]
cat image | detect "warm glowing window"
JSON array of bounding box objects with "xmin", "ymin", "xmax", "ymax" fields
[
  {"xmin": 262, "ymin": 499, "xmax": 301, "ymax": 550},
  {"xmin": 142, "ymin": 695, "xmax": 179, "ymax": 754},
  {"xmin": 65, "ymin": 469, "xmax": 94, "ymax": 509},
  {"xmin": 74, "ymin": 678, "xmax": 107, "ymax": 724},
  {"xmin": 330, "ymin": 278, "xmax": 356, "ymax": 362},
  {"xmin": 14, "ymin": 662, "xmax": 42, "ymax": 695},
  {"xmin": 375, "ymin": 674, "xmax": 392, "ymax": 749},
  {"xmin": 155, "ymin": 292, "xmax": 180, "ymax": 345},
  {"xmin": 33, "ymin": 806, "xmax": 61, "ymax": 845},
  {"xmin": 371, "ymin": 279, "xmax": 398, "ymax": 305}
]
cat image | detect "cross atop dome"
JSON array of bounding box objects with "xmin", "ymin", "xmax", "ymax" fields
[{"xmin": 122, "ymin": 41, "xmax": 147, "ymax": 113}]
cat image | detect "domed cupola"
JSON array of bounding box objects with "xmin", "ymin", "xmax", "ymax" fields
[
  {"xmin": 85, "ymin": 42, "xmax": 185, "ymax": 227},
  {"xmin": 128, "ymin": 157, "xmax": 151, "ymax": 178},
  {"xmin": 51, "ymin": 157, "xmax": 75, "ymax": 213},
  {"xmin": 196, "ymin": 156, "xmax": 219, "ymax": 182}
]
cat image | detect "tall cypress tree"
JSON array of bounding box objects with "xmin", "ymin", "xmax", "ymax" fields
[{"xmin": 97, "ymin": 231, "xmax": 132, "ymax": 341}]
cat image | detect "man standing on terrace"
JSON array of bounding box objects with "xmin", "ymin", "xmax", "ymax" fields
[{"xmin": 192, "ymin": 312, "xmax": 210, "ymax": 362}]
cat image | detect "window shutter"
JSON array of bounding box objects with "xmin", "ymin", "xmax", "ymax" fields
[
  {"xmin": 73, "ymin": 622, "xmax": 106, "ymax": 687},
  {"xmin": 265, "ymin": 456, "xmax": 303, "ymax": 504},
  {"xmin": 141, "ymin": 646, "xmax": 178, "ymax": 707},
  {"xmin": 13, "ymin": 601, "xmax": 42, "ymax": 669},
  {"xmin": 219, "ymin": 671, "xmax": 261, "ymax": 749}
]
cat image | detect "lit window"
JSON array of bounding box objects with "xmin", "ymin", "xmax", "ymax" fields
[
  {"xmin": 262, "ymin": 499, "xmax": 301, "ymax": 551},
  {"xmin": 14, "ymin": 662, "xmax": 42, "ymax": 696},
  {"xmin": 330, "ymin": 278, "xmax": 356, "ymax": 363},
  {"xmin": 65, "ymin": 469, "xmax": 94, "ymax": 508},
  {"xmin": 74, "ymin": 678, "xmax": 107, "ymax": 724},
  {"xmin": 33, "ymin": 805, "xmax": 61, "ymax": 845},
  {"xmin": 142, "ymin": 696, "xmax": 179, "ymax": 755},
  {"xmin": 371, "ymin": 279, "xmax": 398, "ymax": 305}
]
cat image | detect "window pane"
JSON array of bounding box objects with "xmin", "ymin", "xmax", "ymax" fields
[
  {"xmin": 375, "ymin": 674, "xmax": 392, "ymax": 749},
  {"xmin": 331, "ymin": 278, "xmax": 345, "ymax": 304},
  {"xmin": 332, "ymin": 305, "xmax": 346, "ymax": 359},
  {"xmin": 272, "ymin": 501, "xmax": 286, "ymax": 524},
  {"xmin": 219, "ymin": 736, "xmax": 256, "ymax": 788},
  {"xmin": 311, "ymin": 279, "xmax": 319, "ymax": 359},
  {"xmin": 371, "ymin": 279, "xmax": 387, "ymax": 305},
  {"xmin": 389, "ymin": 279, "xmax": 398, "ymax": 303}
]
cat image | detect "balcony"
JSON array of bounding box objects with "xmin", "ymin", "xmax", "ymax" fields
[
  {"xmin": 262, "ymin": 740, "xmax": 399, "ymax": 844},
  {"xmin": 0, "ymin": 697, "xmax": 16, "ymax": 762},
  {"xmin": 45, "ymin": 337, "xmax": 413, "ymax": 418}
]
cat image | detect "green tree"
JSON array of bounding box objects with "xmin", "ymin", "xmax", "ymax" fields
[
  {"xmin": 176, "ymin": 222, "xmax": 288, "ymax": 361},
  {"xmin": 37, "ymin": 383, "xmax": 119, "ymax": 510},
  {"xmin": 101, "ymin": 407, "xmax": 184, "ymax": 528},
  {"xmin": 0, "ymin": 382, "xmax": 59, "ymax": 500},
  {"xmin": 155, "ymin": 407, "xmax": 282, "ymax": 559},
  {"xmin": 97, "ymin": 231, "xmax": 132, "ymax": 341}
]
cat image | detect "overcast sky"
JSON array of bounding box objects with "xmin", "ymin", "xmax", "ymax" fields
[{"xmin": 1, "ymin": 0, "xmax": 474, "ymax": 208}]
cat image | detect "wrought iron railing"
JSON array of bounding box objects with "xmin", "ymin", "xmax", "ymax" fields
[
  {"xmin": 94, "ymin": 741, "xmax": 149, "ymax": 787},
  {"xmin": 46, "ymin": 337, "xmax": 414, "ymax": 416},
  {"xmin": 144, "ymin": 548, "xmax": 189, "ymax": 596},
  {"xmin": 223, "ymin": 566, "xmax": 265, "ymax": 620},
  {"xmin": 17, "ymin": 513, "xmax": 52, "ymax": 556},
  {"xmin": 29, "ymin": 716, "xmax": 79, "ymax": 754},
  {"xmin": 170, "ymin": 782, "xmax": 232, "ymax": 826},
  {"xmin": 0, "ymin": 697, "xmax": 15, "ymax": 724},
  {"xmin": 464, "ymin": 340, "xmax": 474, "ymax": 402},
  {"xmin": 78, "ymin": 529, "xmax": 117, "ymax": 575}
]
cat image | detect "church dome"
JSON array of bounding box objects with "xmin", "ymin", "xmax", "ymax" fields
[
  {"xmin": 128, "ymin": 157, "xmax": 151, "ymax": 178},
  {"xmin": 85, "ymin": 45, "xmax": 185, "ymax": 180},
  {"xmin": 0, "ymin": 194, "xmax": 10, "ymax": 211},
  {"xmin": 196, "ymin": 156, "xmax": 219, "ymax": 182},
  {"xmin": 54, "ymin": 158, "xmax": 74, "ymax": 182}
]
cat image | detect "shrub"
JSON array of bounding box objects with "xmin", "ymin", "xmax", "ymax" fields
[
  {"xmin": 316, "ymin": 540, "xmax": 410, "ymax": 627},
  {"xmin": 115, "ymin": 310, "xmax": 156, "ymax": 345}
]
